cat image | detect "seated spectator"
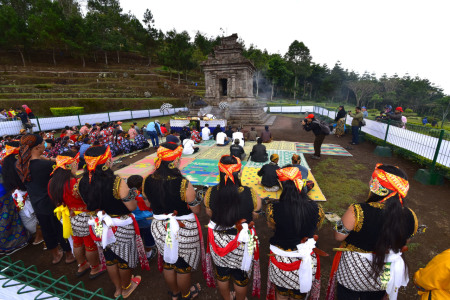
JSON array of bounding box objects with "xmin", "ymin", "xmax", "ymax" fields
[
  {"xmin": 216, "ymin": 131, "xmax": 230, "ymax": 146},
  {"xmin": 230, "ymin": 139, "xmax": 245, "ymax": 160},
  {"xmin": 201, "ymin": 124, "xmax": 211, "ymax": 140},
  {"xmin": 0, "ymin": 109, "xmax": 8, "ymax": 121},
  {"xmin": 80, "ymin": 123, "xmax": 91, "ymax": 135},
  {"xmin": 291, "ymin": 154, "xmax": 308, "ymax": 180},
  {"xmin": 260, "ymin": 125, "xmax": 272, "ymax": 143},
  {"xmin": 250, "ymin": 138, "xmax": 268, "ymax": 162},
  {"xmin": 232, "ymin": 127, "xmax": 245, "ymax": 147},
  {"xmin": 78, "ymin": 137, "xmax": 91, "ymax": 168},
  {"xmin": 128, "ymin": 125, "xmax": 138, "ymax": 140},
  {"xmin": 121, "ymin": 135, "xmax": 136, "ymax": 154},
  {"xmin": 191, "ymin": 127, "xmax": 201, "ymax": 144},
  {"xmin": 212, "ymin": 124, "xmax": 222, "ymax": 140},
  {"xmin": 117, "ymin": 121, "xmax": 123, "ymax": 131},
  {"xmin": 225, "ymin": 125, "xmax": 234, "ymax": 138},
  {"xmin": 247, "ymin": 127, "xmax": 258, "ymax": 141},
  {"xmin": 134, "ymin": 129, "xmax": 150, "ymax": 150},
  {"xmin": 182, "ymin": 134, "xmax": 199, "ymax": 155},
  {"xmin": 257, "ymin": 154, "xmax": 280, "ymax": 192},
  {"xmin": 179, "ymin": 126, "xmax": 190, "ymax": 143},
  {"xmin": 166, "ymin": 134, "xmax": 180, "ymax": 145},
  {"xmin": 160, "ymin": 123, "xmax": 169, "ymax": 136}
]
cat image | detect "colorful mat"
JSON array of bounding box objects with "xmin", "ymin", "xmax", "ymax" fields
[
  {"xmin": 196, "ymin": 144, "xmax": 255, "ymax": 160},
  {"xmin": 264, "ymin": 141, "xmax": 297, "ymax": 151},
  {"xmin": 197, "ymin": 139, "xmax": 216, "ymax": 147},
  {"xmin": 245, "ymin": 150, "xmax": 310, "ymax": 169},
  {"xmin": 295, "ymin": 143, "xmax": 352, "ymax": 156},
  {"xmin": 182, "ymin": 159, "xmax": 223, "ymax": 186},
  {"xmin": 116, "ymin": 156, "xmax": 194, "ymax": 179},
  {"xmin": 241, "ymin": 167, "xmax": 326, "ymax": 201}
]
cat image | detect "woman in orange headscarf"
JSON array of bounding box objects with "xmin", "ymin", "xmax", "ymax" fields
[
  {"xmin": 266, "ymin": 166, "xmax": 324, "ymax": 300},
  {"xmin": 48, "ymin": 151, "xmax": 105, "ymax": 279},
  {"xmin": 326, "ymin": 164, "xmax": 418, "ymax": 300},
  {"xmin": 143, "ymin": 140, "xmax": 204, "ymax": 300},
  {"xmin": 204, "ymin": 155, "xmax": 262, "ymax": 300}
]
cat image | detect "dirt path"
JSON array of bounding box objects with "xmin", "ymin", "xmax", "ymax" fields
[{"xmin": 9, "ymin": 116, "xmax": 450, "ymax": 300}]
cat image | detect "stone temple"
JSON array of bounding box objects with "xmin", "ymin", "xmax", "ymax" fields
[{"xmin": 190, "ymin": 34, "xmax": 273, "ymax": 125}]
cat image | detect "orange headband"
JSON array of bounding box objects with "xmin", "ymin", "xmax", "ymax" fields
[
  {"xmin": 4, "ymin": 144, "xmax": 20, "ymax": 159},
  {"xmin": 154, "ymin": 145, "xmax": 183, "ymax": 169},
  {"xmin": 84, "ymin": 146, "xmax": 111, "ymax": 183},
  {"xmin": 51, "ymin": 153, "xmax": 79, "ymax": 176},
  {"xmin": 370, "ymin": 163, "xmax": 409, "ymax": 205},
  {"xmin": 218, "ymin": 155, "xmax": 242, "ymax": 184},
  {"xmin": 276, "ymin": 167, "xmax": 304, "ymax": 192}
]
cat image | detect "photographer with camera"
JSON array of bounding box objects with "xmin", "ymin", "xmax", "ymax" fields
[{"xmin": 348, "ymin": 107, "xmax": 363, "ymax": 145}]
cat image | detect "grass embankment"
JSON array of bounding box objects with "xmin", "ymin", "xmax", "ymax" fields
[{"xmin": 314, "ymin": 158, "xmax": 368, "ymax": 215}]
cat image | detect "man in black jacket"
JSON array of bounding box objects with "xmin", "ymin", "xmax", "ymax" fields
[
  {"xmin": 225, "ymin": 125, "xmax": 234, "ymax": 138},
  {"xmin": 230, "ymin": 139, "xmax": 245, "ymax": 160},
  {"xmin": 302, "ymin": 114, "xmax": 326, "ymax": 159},
  {"xmin": 257, "ymin": 154, "xmax": 280, "ymax": 191},
  {"xmin": 249, "ymin": 138, "xmax": 268, "ymax": 162}
]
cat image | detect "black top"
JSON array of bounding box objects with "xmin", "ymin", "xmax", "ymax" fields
[
  {"xmin": 212, "ymin": 127, "xmax": 222, "ymax": 139},
  {"xmin": 267, "ymin": 201, "xmax": 324, "ymax": 250},
  {"xmin": 225, "ymin": 129, "xmax": 234, "ymax": 138},
  {"xmin": 343, "ymin": 202, "xmax": 418, "ymax": 252},
  {"xmin": 335, "ymin": 109, "xmax": 346, "ymax": 122},
  {"xmin": 143, "ymin": 175, "xmax": 191, "ymax": 216},
  {"xmin": 16, "ymin": 112, "xmax": 29, "ymax": 124},
  {"xmin": 83, "ymin": 175, "xmax": 130, "ymax": 215},
  {"xmin": 230, "ymin": 144, "xmax": 245, "ymax": 157},
  {"xmin": 257, "ymin": 162, "xmax": 280, "ymax": 187},
  {"xmin": 250, "ymin": 144, "xmax": 268, "ymax": 162},
  {"xmin": 25, "ymin": 159, "xmax": 56, "ymax": 215},
  {"xmin": 303, "ymin": 120, "xmax": 323, "ymax": 136},
  {"xmin": 205, "ymin": 185, "xmax": 257, "ymax": 225}
]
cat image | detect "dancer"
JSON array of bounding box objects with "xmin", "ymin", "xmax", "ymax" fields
[
  {"xmin": 48, "ymin": 151, "xmax": 105, "ymax": 279},
  {"xmin": 78, "ymin": 145, "xmax": 146, "ymax": 298},
  {"xmin": 204, "ymin": 155, "xmax": 262, "ymax": 300},
  {"xmin": 266, "ymin": 166, "xmax": 325, "ymax": 300},
  {"xmin": 326, "ymin": 164, "xmax": 418, "ymax": 300},
  {"xmin": 143, "ymin": 142, "xmax": 203, "ymax": 300},
  {"xmin": 15, "ymin": 134, "xmax": 75, "ymax": 264}
]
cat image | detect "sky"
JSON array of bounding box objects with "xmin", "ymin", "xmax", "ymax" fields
[{"xmin": 85, "ymin": 0, "xmax": 449, "ymax": 94}]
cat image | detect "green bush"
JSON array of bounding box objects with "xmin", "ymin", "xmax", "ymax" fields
[
  {"xmin": 50, "ymin": 107, "xmax": 84, "ymax": 116},
  {"xmin": 368, "ymin": 109, "xmax": 379, "ymax": 114},
  {"xmin": 405, "ymin": 108, "xmax": 413, "ymax": 113}
]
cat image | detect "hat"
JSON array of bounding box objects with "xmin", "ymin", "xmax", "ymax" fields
[
  {"xmin": 166, "ymin": 135, "xmax": 180, "ymax": 144},
  {"xmin": 306, "ymin": 114, "xmax": 315, "ymax": 119},
  {"xmin": 362, "ymin": 106, "xmax": 366, "ymax": 109},
  {"xmin": 117, "ymin": 121, "xmax": 122, "ymax": 125},
  {"xmin": 270, "ymin": 154, "xmax": 279, "ymax": 162},
  {"xmin": 395, "ymin": 107, "xmax": 403, "ymax": 112},
  {"xmin": 155, "ymin": 120, "xmax": 160, "ymax": 123}
]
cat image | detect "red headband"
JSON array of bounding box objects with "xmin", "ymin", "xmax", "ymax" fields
[
  {"xmin": 370, "ymin": 163, "xmax": 409, "ymax": 205},
  {"xmin": 154, "ymin": 145, "xmax": 183, "ymax": 169},
  {"xmin": 84, "ymin": 146, "xmax": 111, "ymax": 183},
  {"xmin": 276, "ymin": 167, "xmax": 304, "ymax": 192},
  {"xmin": 218, "ymin": 155, "xmax": 242, "ymax": 184},
  {"xmin": 51, "ymin": 153, "xmax": 79, "ymax": 176}
]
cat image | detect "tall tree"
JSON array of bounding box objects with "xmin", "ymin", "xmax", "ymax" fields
[
  {"xmin": 347, "ymin": 73, "xmax": 378, "ymax": 106},
  {"xmin": 244, "ymin": 45, "xmax": 269, "ymax": 98},
  {"xmin": 266, "ymin": 54, "xmax": 292, "ymax": 100},
  {"xmin": 0, "ymin": 5, "xmax": 28, "ymax": 66},
  {"xmin": 285, "ymin": 40, "xmax": 312, "ymax": 99}
]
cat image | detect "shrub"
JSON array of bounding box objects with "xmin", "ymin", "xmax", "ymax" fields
[
  {"xmin": 405, "ymin": 108, "xmax": 413, "ymax": 113},
  {"xmin": 368, "ymin": 109, "xmax": 379, "ymax": 114},
  {"xmin": 50, "ymin": 107, "xmax": 84, "ymax": 116}
]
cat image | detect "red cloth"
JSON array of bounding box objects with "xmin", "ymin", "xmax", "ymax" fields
[
  {"xmin": 269, "ymin": 252, "xmax": 302, "ymax": 271},
  {"xmin": 136, "ymin": 195, "xmax": 150, "ymax": 212},
  {"xmin": 62, "ymin": 178, "xmax": 88, "ymax": 212},
  {"xmin": 160, "ymin": 126, "xmax": 168, "ymax": 134},
  {"xmin": 207, "ymin": 227, "xmax": 240, "ymax": 256}
]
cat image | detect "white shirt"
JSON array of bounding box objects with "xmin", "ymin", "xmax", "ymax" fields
[
  {"xmin": 232, "ymin": 132, "xmax": 245, "ymax": 147},
  {"xmin": 182, "ymin": 139, "xmax": 195, "ymax": 155},
  {"xmin": 216, "ymin": 132, "xmax": 227, "ymax": 145},
  {"xmin": 202, "ymin": 127, "xmax": 211, "ymax": 140}
]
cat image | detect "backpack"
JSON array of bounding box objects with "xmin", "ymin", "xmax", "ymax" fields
[
  {"xmin": 359, "ymin": 119, "xmax": 366, "ymax": 127},
  {"xmin": 313, "ymin": 120, "xmax": 331, "ymax": 135}
]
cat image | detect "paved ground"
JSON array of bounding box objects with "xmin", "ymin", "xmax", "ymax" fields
[{"xmin": 8, "ymin": 115, "xmax": 450, "ymax": 300}]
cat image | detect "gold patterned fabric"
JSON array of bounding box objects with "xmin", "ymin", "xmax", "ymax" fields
[{"xmin": 370, "ymin": 163, "xmax": 409, "ymax": 205}]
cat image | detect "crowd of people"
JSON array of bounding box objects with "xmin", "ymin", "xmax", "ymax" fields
[{"xmin": 0, "ymin": 117, "xmax": 447, "ymax": 300}]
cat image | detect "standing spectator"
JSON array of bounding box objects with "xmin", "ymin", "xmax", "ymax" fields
[
  {"xmin": 388, "ymin": 107, "xmax": 404, "ymax": 127},
  {"xmin": 361, "ymin": 106, "xmax": 368, "ymax": 119},
  {"xmin": 334, "ymin": 106, "xmax": 346, "ymax": 138},
  {"xmin": 182, "ymin": 134, "xmax": 199, "ymax": 155},
  {"xmin": 15, "ymin": 107, "xmax": 33, "ymax": 134},
  {"xmin": 146, "ymin": 120, "xmax": 161, "ymax": 148},
  {"xmin": 22, "ymin": 105, "xmax": 35, "ymax": 119},
  {"xmin": 422, "ymin": 117, "xmax": 428, "ymax": 125},
  {"xmin": 225, "ymin": 125, "xmax": 234, "ymax": 138},
  {"xmin": 116, "ymin": 121, "xmax": 123, "ymax": 131},
  {"xmin": 258, "ymin": 154, "xmax": 280, "ymax": 191},
  {"xmin": 250, "ymin": 137, "xmax": 268, "ymax": 162},
  {"xmin": 216, "ymin": 130, "xmax": 230, "ymax": 146},
  {"xmin": 230, "ymin": 139, "xmax": 245, "ymax": 160},
  {"xmin": 260, "ymin": 125, "xmax": 272, "ymax": 143},
  {"xmin": 348, "ymin": 107, "xmax": 364, "ymax": 145},
  {"xmin": 302, "ymin": 114, "xmax": 327, "ymax": 159},
  {"xmin": 232, "ymin": 127, "xmax": 245, "ymax": 147},
  {"xmin": 247, "ymin": 127, "xmax": 258, "ymax": 141},
  {"xmin": 201, "ymin": 124, "xmax": 211, "ymax": 140},
  {"xmin": 128, "ymin": 125, "xmax": 138, "ymax": 140},
  {"xmin": 212, "ymin": 124, "xmax": 222, "ymax": 140},
  {"xmin": 401, "ymin": 116, "xmax": 407, "ymax": 129}
]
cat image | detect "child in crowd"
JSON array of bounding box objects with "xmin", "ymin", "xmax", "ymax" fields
[{"xmin": 126, "ymin": 175, "xmax": 157, "ymax": 262}]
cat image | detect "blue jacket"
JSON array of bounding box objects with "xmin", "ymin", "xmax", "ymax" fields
[{"xmin": 146, "ymin": 122, "xmax": 160, "ymax": 133}]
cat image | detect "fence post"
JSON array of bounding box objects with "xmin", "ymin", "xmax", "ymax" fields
[
  {"xmin": 77, "ymin": 114, "xmax": 81, "ymax": 127},
  {"xmin": 414, "ymin": 129, "xmax": 445, "ymax": 185},
  {"xmin": 148, "ymin": 109, "xmax": 151, "ymax": 118},
  {"xmin": 130, "ymin": 110, "xmax": 134, "ymax": 121},
  {"xmin": 107, "ymin": 112, "xmax": 111, "ymax": 122},
  {"xmin": 374, "ymin": 120, "xmax": 392, "ymax": 157},
  {"xmin": 35, "ymin": 117, "xmax": 42, "ymax": 132}
]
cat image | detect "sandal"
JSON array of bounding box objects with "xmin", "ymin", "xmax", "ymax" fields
[
  {"xmin": 75, "ymin": 261, "xmax": 90, "ymax": 277},
  {"xmin": 52, "ymin": 251, "xmax": 63, "ymax": 265},
  {"xmin": 32, "ymin": 239, "xmax": 44, "ymax": 245},
  {"xmin": 182, "ymin": 283, "xmax": 201, "ymax": 299},
  {"xmin": 89, "ymin": 266, "xmax": 107, "ymax": 280},
  {"xmin": 122, "ymin": 275, "xmax": 141, "ymax": 299},
  {"xmin": 168, "ymin": 291, "xmax": 181, "ymax": 300}
]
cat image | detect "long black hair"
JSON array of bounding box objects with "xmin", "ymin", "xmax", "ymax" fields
[
  {"xmin": 369, "ymin": 165, "xmax": 409, "ymax": 278},
  {"xmin": 48, "ymin": 151, "xmax": 76, "ymax": 207},
  {"xmin": 278, "ymin": 166, "xmax": 319, "ymax": 235},
  {"xmin": 214, "ymin": 155, "xmax": 242, "ymax": 229},
  {"xmin": 146, "ymin": 142, "xmax": 183, "ymax": 210},
  {"xmin": 2, "ymin": 141, "xmax": 26, "ymax": 192},
  {"xmin": 78, "ymin": 146, "xmax": 115, "ymax": 211}
]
